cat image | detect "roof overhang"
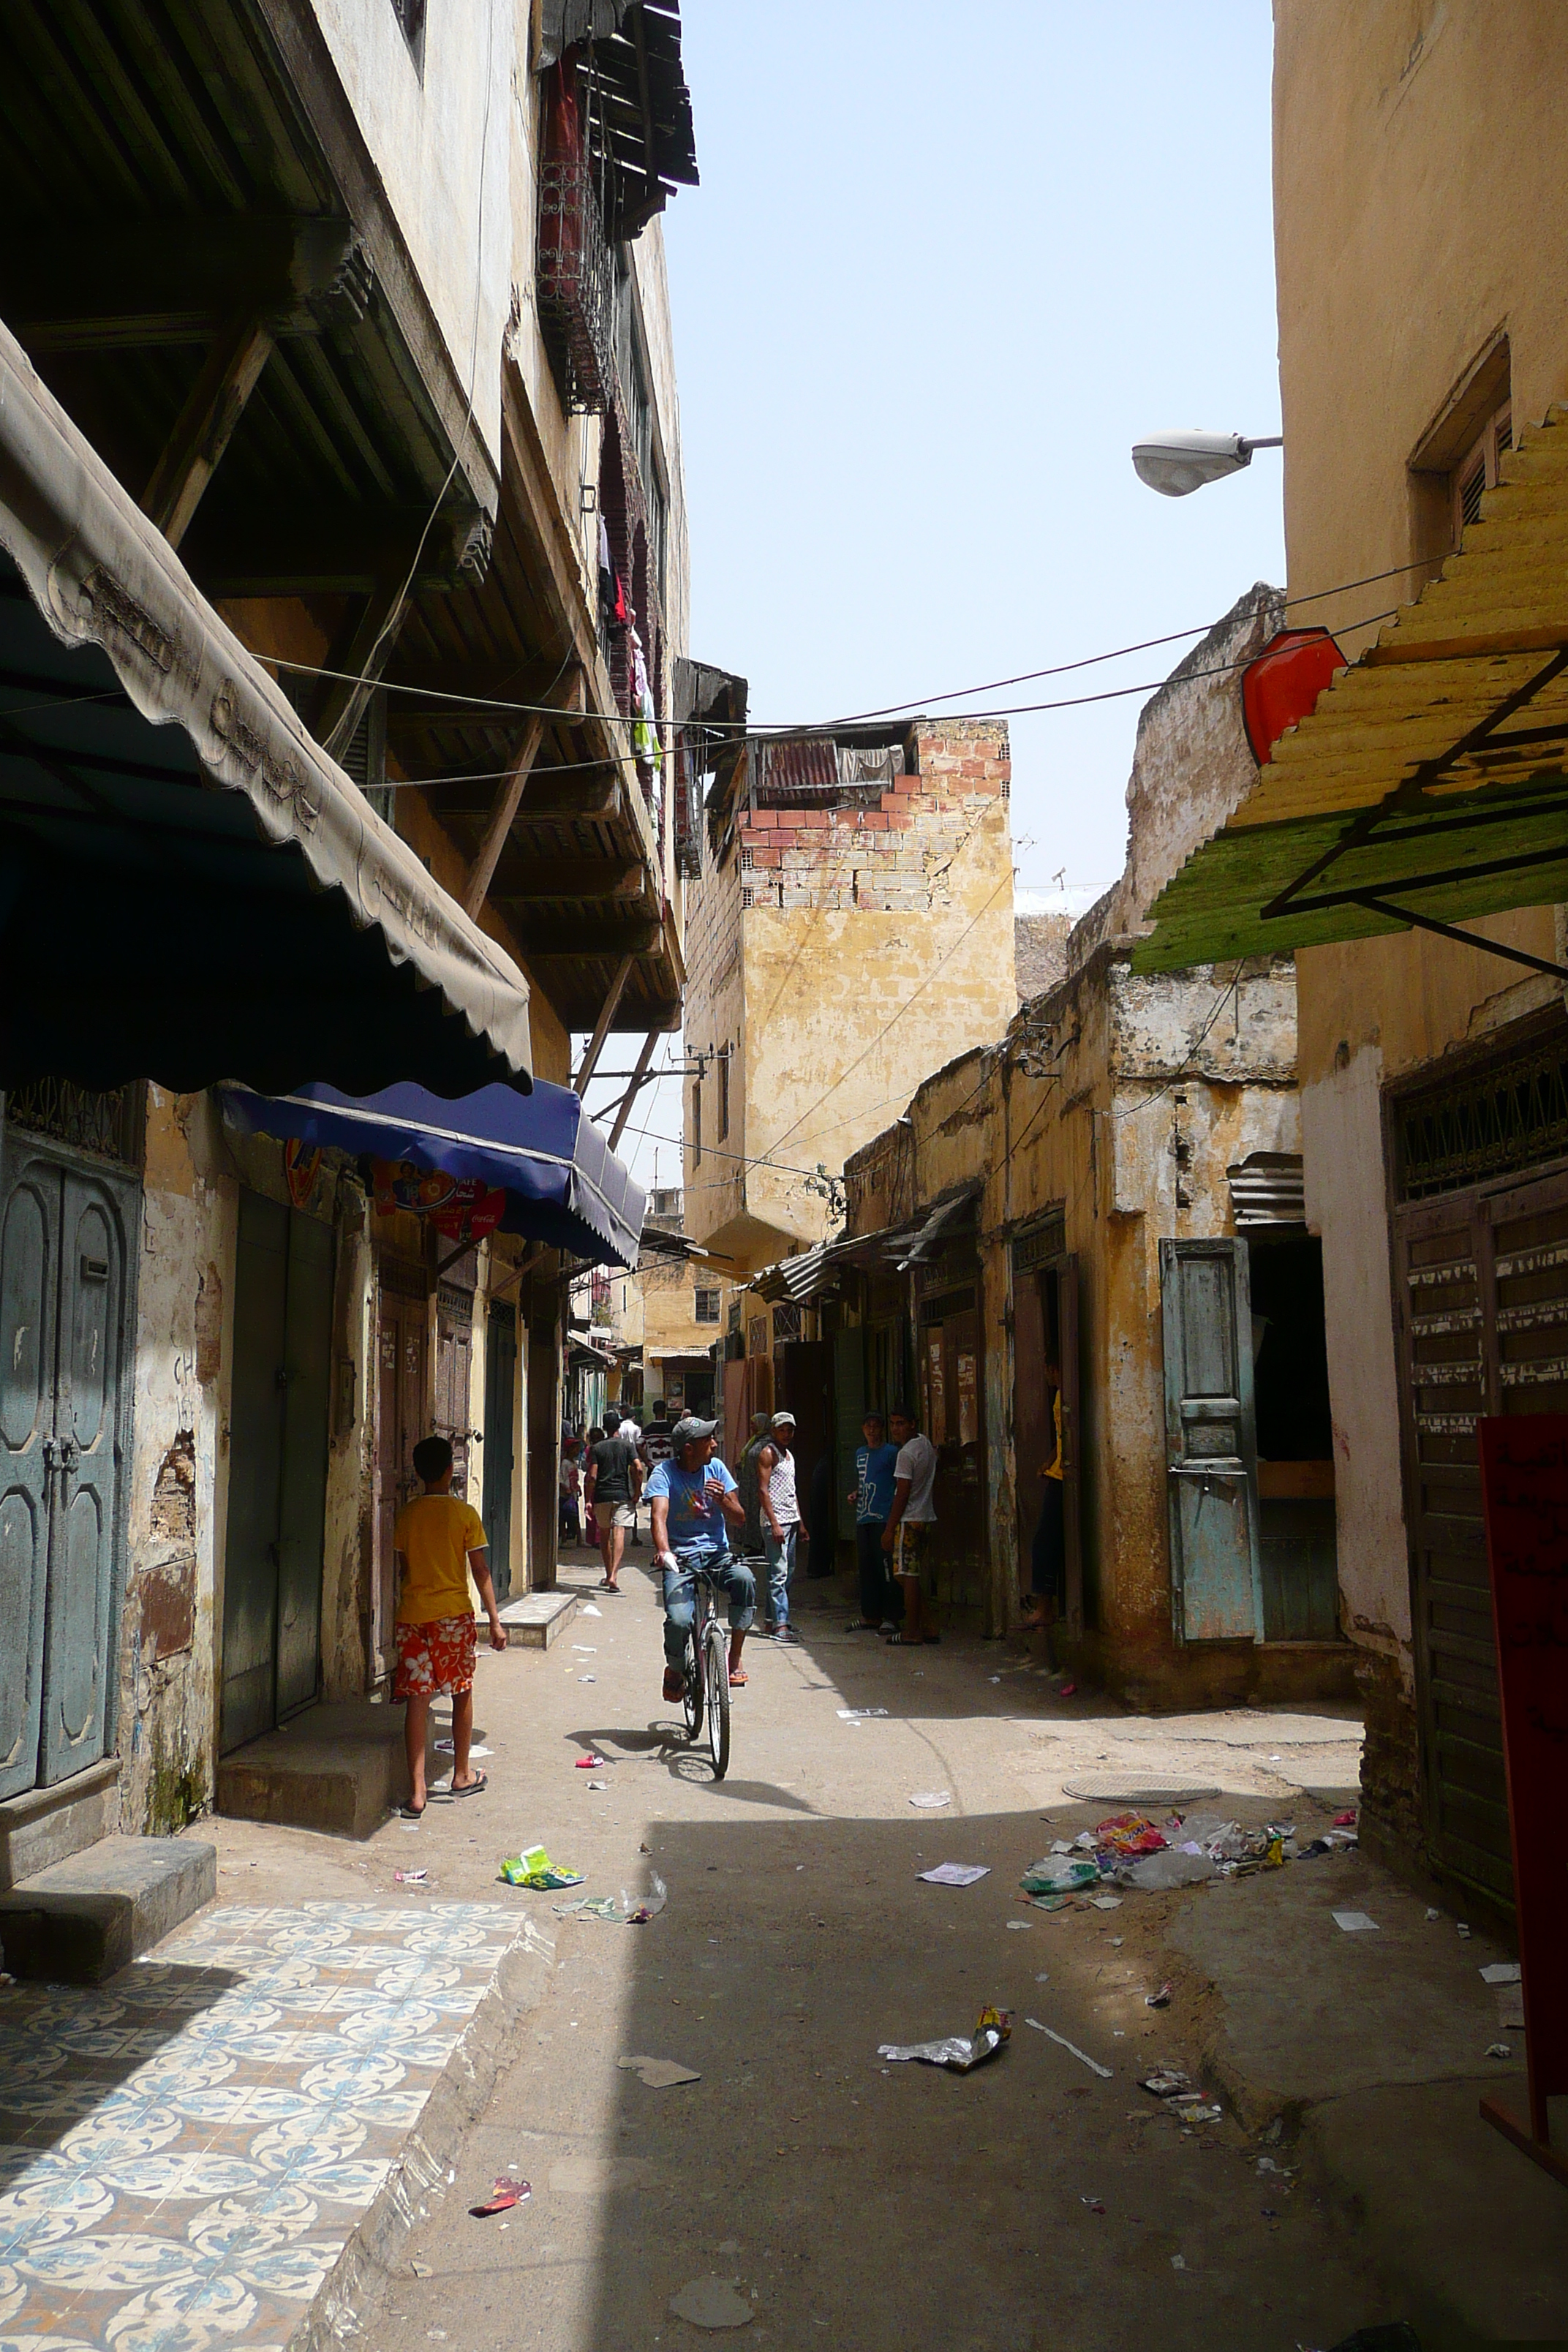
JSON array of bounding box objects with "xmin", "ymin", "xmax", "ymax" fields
[
  {"xmin": 0, "ymin": 325, "xmax": 532, "ymax": 1090},
  {"xmin": 1136, "ymin": 407, "xmax": 1568, "ymax": 982}
]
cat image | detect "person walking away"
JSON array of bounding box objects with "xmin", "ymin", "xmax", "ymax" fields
[
  {"xmin": 558, "ymin": 1436, "xmax": 583, "ymax": 1548},
  {"xmin": 1022, "ymin": 1358, "xmax": 1066, "ymax": 1632},
  {"xmin": 646, "ymin": 1415, "xmax": 755, "ymax": 1701},
  {"xmin": 585, "ymin": 1406, "xmax": 643, "ymax": 1594},
  {"xmin": 736, "ymin": 1410, "xmax": 772, "ymax": 1556},
  {"xmin": 616, "ymin": 1407, "xmax": 644, "ymax": 1545},
  {"xmin": 581, "ymin": 1426, "xmax": 605, "ymax": 1550},
  {"xmin": 881, "ymin": 1406, "xmax": 939, "ymax": 1644},
  {"xmin": 758, "ymin": 1410, "xmax": 806, "ymax": 1641},
  {"xmin": 393, "ymin": 1434, "xmax": 505, "ymax": 1817},
  {"xmin": 848, "ymin": 1411, "xmax": 900, "ymax": 1630}
]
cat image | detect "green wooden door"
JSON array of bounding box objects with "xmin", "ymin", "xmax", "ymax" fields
[
  {"xmin": 0, "ymin": 1137, "xmax": 135, "ymax": 1797},
  {"xmin": 1161, "ymin": 1238, "xmax": 1263, "ymax": 1643},
  {"xmin": 39, "ymin": 1171, "xmax": 129, "ymax": 1784},
  {"xmin": 222, "ymin": 1192, "xmax": 332, "ymax": 1751},
  {"xmin": 0, "ymin": 1154, "xmax": 56, "ymax": 1799}
]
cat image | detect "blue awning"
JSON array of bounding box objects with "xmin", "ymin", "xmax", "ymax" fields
[{"xmin": 222, "ymin": 1079, "xmax": 646, "ymax": 1270}]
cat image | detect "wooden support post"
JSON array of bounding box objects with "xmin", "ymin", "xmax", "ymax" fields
[
  {"xmin": 320, "ymin": 573, "xmax": 415, "ymax": 763},
  {"xmin": 142, "ymin": 314, "xmax": 274, "ymax": 549},
  {"xmin": 461, "ymin": 711, "xmax": 547, "ymax": 919},
  {"xmin": 607, "ymin": 1028, "xmax": 660, "ymax": 1150},
  {"xmin": 573, "ymin": 954, "xmax": 636, "ymax": 1096}
]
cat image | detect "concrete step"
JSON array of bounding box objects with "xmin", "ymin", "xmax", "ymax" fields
[
  {"xmin": 0, "ymin": 1833, "xmax": 216, "ymax": 1983},
  {"xmin": 499, "ymin": 1587, "xmax": 581, "ymax": 1648},
  {"xmin": 216, "ymin": 1700, "xmax": 410, "ymax": 1839}
]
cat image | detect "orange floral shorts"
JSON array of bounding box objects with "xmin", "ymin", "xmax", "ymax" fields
[{"xmin": 393, "ymin": 1613, "xmax": 477, "ymax": 1699}]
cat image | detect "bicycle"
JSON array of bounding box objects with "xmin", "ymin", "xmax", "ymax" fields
[{"xmin": 678, "ymin": 1560, "xmax": 732, "ymax": 1781}]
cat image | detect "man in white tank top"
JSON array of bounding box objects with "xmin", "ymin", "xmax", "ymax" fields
[{"xmin": 758, "ymin": 1409, "xmax": 807, "ymax": 1642}]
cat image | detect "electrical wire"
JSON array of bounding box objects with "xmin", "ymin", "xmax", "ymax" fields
[{"xmin": 266, "ymin": 562, "xmax": 1419, "ymax": 747}]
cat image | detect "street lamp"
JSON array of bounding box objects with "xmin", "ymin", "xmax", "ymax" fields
[{"xmin": 1131, "ymin": 429, "xmax": 1284, "ymax": 498}]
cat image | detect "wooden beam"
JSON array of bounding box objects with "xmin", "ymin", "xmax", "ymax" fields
[
  {"xmin": 3, "ymin": 216, "xmax": 372, "ymax": 350},
  {"xmin": 1365, "ymin": 626, "xmax": 1568, "ymax": 667},
  {"xmin": 142, "ymin": 315, "xmax": 274, "ymax": 549},
  {"xmin": 491, "ymin": 854, "xmax": 644, "ymax": 902},
  {"xmin": 573, "ymin": 954, "xmax": 636, "ymax": 1096},
  {"xmin": 607, "ymin": 1028, "xmax": 660, "ymax": 1150},
  {"xmin": 461, "ymin": 712, "xmax": 546, "ymax": 918},
  {"xmin": 184, "ymin": 503, "xmax": 489, "ymax": 598},
  {"xmin": 320, "ymin": 576, "xmax": 417, "ymax": 762},
  {"xmin": 521, "ymin": 917, "xmax": 660, "ymax": 962}
]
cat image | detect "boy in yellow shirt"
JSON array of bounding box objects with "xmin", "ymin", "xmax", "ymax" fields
[{"xmin": 393, "ymin": 1435, "xmax": 505, "ymax": 1817}]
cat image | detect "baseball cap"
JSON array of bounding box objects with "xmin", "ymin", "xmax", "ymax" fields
[
  {"xmin": 671, "ymin": 1414, "xmax": 719, "ymax": 1449},
  {"xmin": 771, "ymin": 1409, "xmax": 796, "ymax": 1429}
]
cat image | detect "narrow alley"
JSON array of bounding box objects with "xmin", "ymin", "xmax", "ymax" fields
[{"xmin": 10, "ymin": 1553, "xmax": 1556, "ymax": 2352}]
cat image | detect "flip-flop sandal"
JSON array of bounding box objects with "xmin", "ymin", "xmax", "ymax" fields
[
  {"xmin": 451, "ymin": 1771, "xmax": 488, "ymax": 1798},
  {"xmin": 728, "ymin": 1668, "xmax": 748, "ymax": 1687},
  {"xmin": 399, "ymin": 1801, "xmax": 426, "ymax": 1820}
]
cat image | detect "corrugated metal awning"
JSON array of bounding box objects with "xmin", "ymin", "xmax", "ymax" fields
[
  {"xmin": 1227, "ymin": 1153, "xmax": 1306, "ymax": 1228},
  {"xmin": 0, "ymin": 325, "xmax": 532, "ymax": 1092},
  {"xmin": 1135, "ymin": 407, "xmax": 1568, "ymax": 981}
]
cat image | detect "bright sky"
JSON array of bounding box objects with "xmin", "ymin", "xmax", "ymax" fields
[{"xmin": 589, "ymin": 1, "xmax": 1286, "ymax": 1190}]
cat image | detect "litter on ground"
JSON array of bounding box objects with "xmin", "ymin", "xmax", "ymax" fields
[
  {"xmin": 469, "ymin": 2175, "xmax": 530, "ymax": 2217},
  {"xmin": 393, "ymin": 1869, "xmax": 427, "ymax": 1885},
  {"xmin": 1480, "ymin": 1962, "xmax": 1521, "ymax": 1985},
  {"xmin": 1333, "ymin": 1910, "xmax": 1379, "ymax": 1933},
  {"xmin": 499, "ymin": 1846, "xmax": 584, "ymax": 1890},
  {"xmin": 918, "ymin": 1863, "xmax": 990, "ymax": 1887},
  {"xmin": 619, "ymin": 2054, "xmax": 700, "ymax": 2087},
  {"xmin": 878, "ymin": 2007, "xmax": 1011, "ymax": 2073},
  {"xmin": 576, "ymin": 1754, "xmax": 606, "ymax": 1768},
  {"xmin": 838, "ymin": 1707, "xmax": 890, "ymax": 1719},
  {"xmin": 909, "ymin": 1790, "xmax": 951, "ymax": 1807},
  {"xmin": 1025, "ymin": 2019, "xmax": 1112, "ymax": 2078}
]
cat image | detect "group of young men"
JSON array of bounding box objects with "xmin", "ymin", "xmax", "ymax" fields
[{"xmin": 385, "ymin": 1398, "xmax": 947, "ymax": 1803}]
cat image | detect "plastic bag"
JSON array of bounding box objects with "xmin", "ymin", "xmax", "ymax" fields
[
  {"xmin": 878, "ymin": 2006, "xmax": 1011, "ymax": 2073},
  {"xmin": 1128, "ymin": 1847, "xmax": 1215, "ymax": 1890},
  {"xmin": 1094, "ymin": 1812, "xmax": 1168, "ymax": 1858},
  {"xmin": 499, "ymin": 1844, "xmax": 585, "ymax": 1891},
  {"xmin": 1020, "ymin": 1858, "xmax": 1101, "ymax": 1895}
]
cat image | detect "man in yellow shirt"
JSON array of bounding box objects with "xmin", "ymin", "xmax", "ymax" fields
[{"xmin": 393, "ymin": 1434, "xmax": 505, "ymax": 1817}]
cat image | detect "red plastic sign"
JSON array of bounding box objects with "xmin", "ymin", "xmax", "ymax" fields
[{"xmin": 1477, "ymin": 1414, "xmax": 1568, "ymax": 2180}]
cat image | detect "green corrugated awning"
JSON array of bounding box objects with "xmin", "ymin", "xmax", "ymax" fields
[{"xmin": 1136, "ymin": 407, "xmax": 1568, "ymax": 979}]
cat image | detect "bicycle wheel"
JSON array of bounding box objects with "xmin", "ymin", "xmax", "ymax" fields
[
  {"xmin": 705, "ymin": 1618, "xmax": 731, "ymax": 1780},
  {"xmin": 683, "ymin": 1625, "xmax": 704, "ymax": 1742}
]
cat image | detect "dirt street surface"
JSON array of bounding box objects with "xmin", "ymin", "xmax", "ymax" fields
[{"xmin": 208, "ymin": 1561, "xmax": 1518, "ymax": 2352}]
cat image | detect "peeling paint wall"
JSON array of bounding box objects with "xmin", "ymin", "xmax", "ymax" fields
[
  {"xmin": 685, "ymin": 721, "xmax": 1017, "ymax": 1271},
  {"xmin": 118, "ymin": 1089, "xmax": 236, "ymax": 1837}
]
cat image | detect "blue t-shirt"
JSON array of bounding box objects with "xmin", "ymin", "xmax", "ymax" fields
[
  {"xmin": 855, "ymin": 1441, "xmax": 899, "ymax": 1523},
  {"xmin": 645, "ymin": 1455, "xmax": 739, "ymax": 1561}
]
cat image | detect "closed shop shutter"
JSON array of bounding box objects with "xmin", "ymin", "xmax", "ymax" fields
[{"xmin": 1392, "ymin": 1089, "xmax": 1568, "ymax": 1907}]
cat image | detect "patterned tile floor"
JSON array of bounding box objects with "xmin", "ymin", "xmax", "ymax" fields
[{"xmin": 0, "ymin": 1901, "xmax": 520, "ymax": 2352}]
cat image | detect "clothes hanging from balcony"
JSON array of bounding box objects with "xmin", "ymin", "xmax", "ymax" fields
[{"xmin": 630, "ymin": 625, "xmax": 660, "ymax": 775}]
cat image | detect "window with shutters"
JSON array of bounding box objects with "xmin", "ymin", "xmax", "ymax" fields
[
  {"xmin": 1452, "ymin": 401, "xmax": 1512, "ymax": 540},
  {"xmin": 693, "ymin": 1286, "xmax": 721, "ymax": 1324}
]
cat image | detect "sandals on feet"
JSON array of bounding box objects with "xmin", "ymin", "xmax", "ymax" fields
[{"xmin": 451, "ymin": 1770, "xmax": 488, "ymax": 1798}]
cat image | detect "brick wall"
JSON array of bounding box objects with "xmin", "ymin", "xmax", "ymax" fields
[{"xmin": 736, "ymin": 720, "xmax": 1010, "ymax": 914}]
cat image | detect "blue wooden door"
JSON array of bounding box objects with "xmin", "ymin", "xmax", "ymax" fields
[
  {"xmin": 39, "ymin": 1172, "xmax": 128, "ymax": 1784},
  {"xmin": 1160, "ymin": 1237, "xmax": 1263, "ymax": 1642},
  {"xmin": 0, "ymin": 1156, "xmax": 56, "ymax": 1799}
]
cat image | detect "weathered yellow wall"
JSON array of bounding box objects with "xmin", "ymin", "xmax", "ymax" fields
[{"xmin": 1273, "ymin": 0, "xmax": 1568, "ymax": 1775}]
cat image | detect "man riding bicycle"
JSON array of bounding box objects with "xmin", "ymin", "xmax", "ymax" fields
[{"xmin": 645, "ymin": 1415, "xmax": 755, "ymax": 1702}]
